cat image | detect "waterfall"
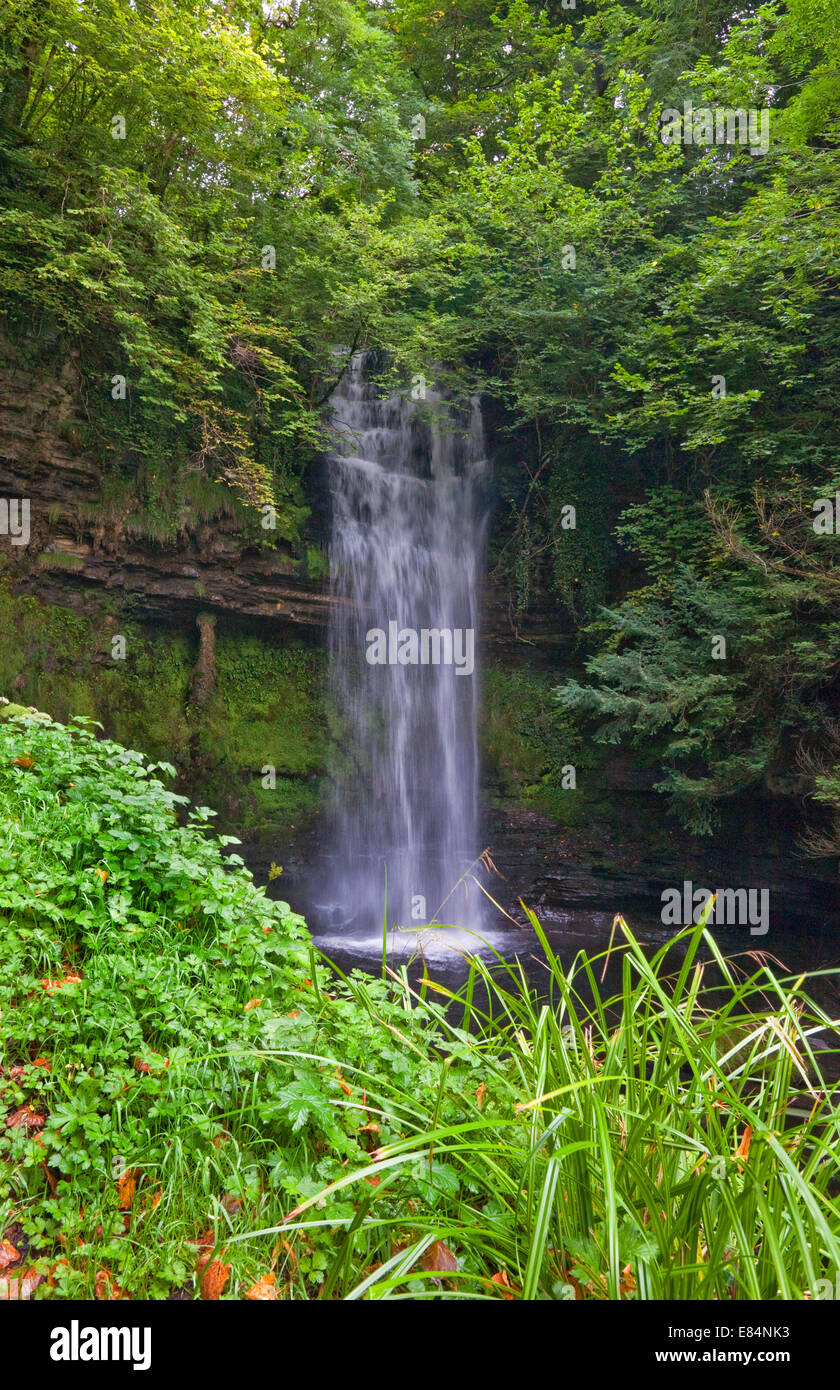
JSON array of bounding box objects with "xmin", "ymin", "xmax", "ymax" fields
[{"xmin": 324, "ymin": 352, "xmax": 487, "ymax": 938}]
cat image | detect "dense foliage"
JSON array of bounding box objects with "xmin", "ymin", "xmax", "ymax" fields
[
  {"xmin": 2, "ymin": 713, "xmax": 838, "ymax": 1299},
  {"xmin": 3, "ymin": 0, "xmax": 839, "ymax": 839}
]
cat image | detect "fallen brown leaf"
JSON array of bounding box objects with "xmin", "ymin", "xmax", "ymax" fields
[
  {"xmin": 116, "ymin": 1167, "xmax": 141, "ymax": 1211},
  {"xmin": 475, "ymin": 1082, "xmax": 486, "ymax": 1110},
  {"xmin": 421, "ymin": 1240, "xmax": 458, "ymax": 1275},
  {"xmin": 40, "ymin": 973, "xmax": 82, "ymax": 993},
  {"xmin": 199, "ymin": 1256, "xmax": 230, "ymax": 1301},
  {"xmin": 490, "ymin": 1268, "xmax": 518, "ymax": 1299},
  {"xmin": 6, "ymin": 1106, "xmax": 44, "ymax": 1130},
  {"xmin": 0, "ymin": 1267, "xmax": 44, "ymax": 1300},
  {"xmin": 0, "ymin": 1241, "xmax": 20, "ymax": 1271},
  {"xmin": 95, "ymin": 1267, "xmax": 126, "ymax": 1300},
  {"xmin": 46, "ymin": 1258, "xmax": 70, "ymax": 1289},
  {"xmin": 245, "ymin": 1272, "xmax": 277, "ymax": 1301}
]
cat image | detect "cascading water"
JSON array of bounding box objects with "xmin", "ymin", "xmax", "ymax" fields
[{"xmin": 322, "ymin": 352, "xmax": 487, "ymax": 943}]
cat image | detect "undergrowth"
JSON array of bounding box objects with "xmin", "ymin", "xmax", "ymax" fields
[{"xmin": 1, "ymin": 713, "xmax": 838, "ymax": 1300}]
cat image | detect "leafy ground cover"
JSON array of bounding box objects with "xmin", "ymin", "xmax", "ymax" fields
[{"xmin": 1, "ymin": 711, "xmax": 839, "ymax": 1300}]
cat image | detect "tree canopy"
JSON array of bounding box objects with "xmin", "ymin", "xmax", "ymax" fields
[{"xmin": 2, "ymin": 0, "xmax": 840, "ymax": 837}]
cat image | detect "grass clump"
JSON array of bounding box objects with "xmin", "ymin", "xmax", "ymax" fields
[{"xmin": 260, "ymin": 917, "xmax": 840, "ymax": 1301}]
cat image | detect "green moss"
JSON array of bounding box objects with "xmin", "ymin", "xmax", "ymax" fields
[
  {"xmin": 205, "ymin": 637, "xmax": 325, "ymax": 772},
  {"xmin": 302, "ymin": 543, "xmax": 329, "ymax": 582},
  {"xmin": 482, "ymin": 664, "xmax": 595, "ymax": 820},
  {"xmin": 196, "ymin": 635, "xmax": 328, "ymax": 834},
  {"xmin": 0, "ymin": 702, "xmax": 50, "ymax": 721},
  {"xmin": 0, "ymin": 583, "xmax": 327, "ymax": 837}
]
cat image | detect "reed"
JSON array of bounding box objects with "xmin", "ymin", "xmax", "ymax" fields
[{"xmin": 261, "ymin": 905, "xmax": 840, "ymax": 1300}]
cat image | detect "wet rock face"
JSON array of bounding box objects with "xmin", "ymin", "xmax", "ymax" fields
[
  {"xmin": 481, "ymin": 801, "xmax": 840, "ymax": 931},
  {"xmin": 0, "ymin": 516, "xmax": 336, "ymax": 630},
  {"xmin": 0, "ymin": 350, "xmax": 335, "ymax": 631}
]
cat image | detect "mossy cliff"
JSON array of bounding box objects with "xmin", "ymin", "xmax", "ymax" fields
[{"xmin": 0, "ymin": 582, "xmax": 327, "ymax": 839}]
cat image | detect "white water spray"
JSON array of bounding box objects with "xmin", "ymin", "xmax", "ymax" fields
[{"xmin": 324, "ymin": 352, "xmax": 487, "ymax": 936}]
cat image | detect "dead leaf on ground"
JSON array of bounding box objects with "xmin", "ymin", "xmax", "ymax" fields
[
  {"xmin": 0, "ymin": 1267, "xmax": 44, "ymax": 1300},
  {"xmin": 270, "ymin": 1237, "xmax": 297, "ymax": 1272},
  {"xmin": 221, "ymin": 1194, "xmax": 242, "ymax": 1216},
  {"xmin": 192, "ymin": 1227, "xmax": 215, "ymax": 1253},
  {"xmin": 95, "ymin": 1267, "xmax": 126, "ymax": 1300},
  {"xmin": 243, "ymin": 997, "xmax": 262, "ymax": 1012},
  {"xmin": 421, "ymin": 1240, "xmax": 458, "ymax": 1275},
  {"xmin": 41, "ymin": 1160, "xmax": 58, "ymax": 1194},
  {"xmin": 198, "ymin": 1256, "xmax": 230, "ymax": 1301},
  {"xmin": 558, "ymin": 1270, "xmax": 583, "ymax": 1299},
  {"xmin": 40, "ymin": 973, "xmax": 82, "ymax": 993},
  {"xmin": 245, "ymin": 1272, "xmax": 277, "ymax": 1301},
  {"xmin": 116, "ymin": 1167, "xmax": 141, "ymax": 1210},
  {"xmin": 46, "ymin": 1258, "xmax": 70, "ymax": 1289},
  {"xmin": 6, "ymin": 1106, "xmax": 44, "ymax": 1130},
  {"xmin": 475, "ymin": 1082, "xmax": 486, "ymax": 1110},
  {"xmin": 133, "ymin": 1057, "xmax": 152, "ymax": 1075},
  {"xmin": 0, "ymin": 1241, "xmax": 20, "ymax": 1271},
  {"xmin": 490, "ymin": 1268, "xmax": 519, "ymax": 1299}
]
